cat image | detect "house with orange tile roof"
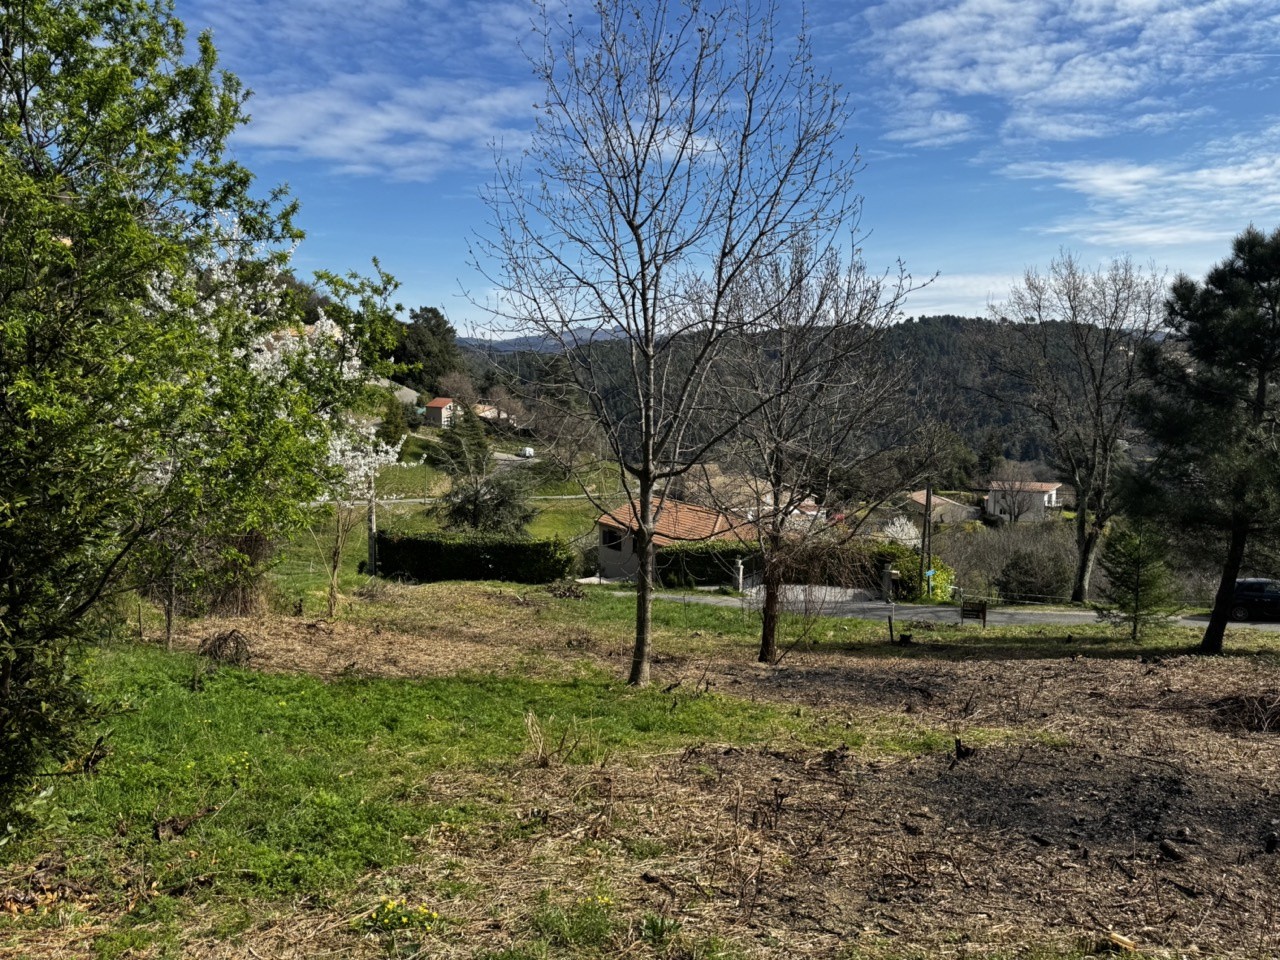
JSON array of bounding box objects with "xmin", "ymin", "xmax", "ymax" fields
[
  {"xmin": 423, "ymin": 396, "xmax": 456, "ymax": 428},
  {"xmin": 595, "ymin": 498, "xmax": 749, "ymax": 579}
]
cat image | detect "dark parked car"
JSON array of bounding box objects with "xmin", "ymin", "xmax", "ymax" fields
[{"xmin": 1230, "ymin": 578, "xmax": 1280, "ymax": 621}]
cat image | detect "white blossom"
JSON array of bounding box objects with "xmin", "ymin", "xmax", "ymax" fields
[
  {"xmin": 883, "ymin": 515, "xmax": 923, "ymax": 550},
  {"xmin": 324, "ymin": 425, "xmax": 402, "ymax": 503}
]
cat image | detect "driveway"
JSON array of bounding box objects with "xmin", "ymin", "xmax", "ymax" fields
[{"xmin": 652, "ymin": 585, "xmax": 1280, "ymax": 632}]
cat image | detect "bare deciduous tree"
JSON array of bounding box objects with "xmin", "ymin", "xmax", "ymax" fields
[
  {"xmin": 437, "ymin": 370, "xmax": 479, "ymax": 409},
  {"xmin": 988, "ymin": 460, "xmax": 1042, "ymax": 523},
  {"xmin": 316, "ymin": 427, "xmax": 401, "ymax": 619},
  {"xmin": 985, "ymin": 255, "xmax": 1165, "ymax": 601},
  {"xmin": 475, "ymin": 0, "xmax": 858, "ymax": 684},
  {"xmin": 708, "ymin": 239, "xmax": 919, "ymax": 663}
]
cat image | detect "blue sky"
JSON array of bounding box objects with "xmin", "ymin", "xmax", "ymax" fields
[{"xmin": 178, "ymin": 0, "xmax": 1280, "ymax": 329}]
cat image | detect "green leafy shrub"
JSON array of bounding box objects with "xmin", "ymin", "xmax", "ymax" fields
[
  {"xmin": 579, "ymin": 543, "xmax": 600, "ymax": 577},
  {"xmin": 655, "ymin": 541, "xmax": 762, "ymax": 587},
  {"xmin": 375, "ymin": 531, "xmax": 577, "ymax": 583},
  {"xmin": 995, "ymin": 546, "xmax": 1074, "ymax": 602},
  {"xmin": 865, "ymin": 541, "xmax": 956, "ymax": 602}
]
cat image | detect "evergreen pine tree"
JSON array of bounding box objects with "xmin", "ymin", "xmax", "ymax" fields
[
  {"xmin": 432, "ymin": 407, "xmax": 490, "ymax": 478},
  {"xmin": 429, "ymin": 408, "xmax": 536, "ymax": 535},
  {"xmin": 395, "ymin": 306, "xmax": 464, "ymax": 394},
  {"xmin": 1095, "ymin": 521, "xmax": 1178, "ymax": 642},
  {"xmin": 375, "ymin": 395, "xmax": 408, "ymax": 446},
  {"xmin": 1138, "ymin": 225, "xmax": 1280, "ymax": 653},
  {"xmin": 439, "ymin": 471, "xmax": 537, "ymax": 536}
]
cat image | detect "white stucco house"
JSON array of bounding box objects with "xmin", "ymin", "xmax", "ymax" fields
[{"xmin": 984, "ymin": 481, "xmax": 1062, "ymax": 521}]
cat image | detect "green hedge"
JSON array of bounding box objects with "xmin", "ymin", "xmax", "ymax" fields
[
  {"xmin": 655, "ymin": 540, "xmax": 762, "ymax": 588},
  {"xmin": 643, "ymin": 536, "xmax": 956, "ymax": 599},
  {"xmin": 758, "ymin": 539, "xmax": 955, "ymax": 602},
  {"xmin": 375, "ymin": 531, "xmax": 577, "ymax": 584}
]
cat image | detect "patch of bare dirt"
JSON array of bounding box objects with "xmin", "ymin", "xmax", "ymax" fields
[
  {"xmin": 175, "ymin": 614, "xmax": 524, "ymax": 680},
  {"xmin": 332, "ymin": 730, "xmax": 1278, "ymax": 959},
  {"xmin": 160, "ymin": 598, "xmax": 1280, "ymax": 958}
]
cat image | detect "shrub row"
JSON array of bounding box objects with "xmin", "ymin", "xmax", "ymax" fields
[
  {"xmin": 655, "ymin": 540, "xmax": 762, "ymax": 588},
  {"xmin": 375, "ymin": 531, "xmax": 577, "ymax": 584},
  {"xmin": 860, "ymin": 540, "xmax": 955, "ymax": 602},
  {"xmin": 649, "ymin": 537, "xmax": 955, "ymax": 601}
]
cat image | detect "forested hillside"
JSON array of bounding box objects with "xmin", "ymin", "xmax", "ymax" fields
[
  {"xmin": 467, "ymin": 313, "xmax": 1055, "ymax": 483},
  {"xmin": 883, "ymin": 315, "xmax": 1054, "ymax": 466}
]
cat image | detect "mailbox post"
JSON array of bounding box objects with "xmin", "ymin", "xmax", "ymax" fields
[{"xmin": 881, "ymin": 563, "xmax": 900, "ymax": 602}]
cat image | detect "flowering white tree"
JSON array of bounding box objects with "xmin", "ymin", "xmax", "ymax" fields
[
  {"xmin": 0, "ymin": 0, "xmax": 401, "ymax": 820},
  {"xmin": 132, "ymin": 222, "xmax": 402, "ymax": 635},
  {"xmin": 883, "ymin": 516, "xmax": 923, "ymax": 551},
  {"xmin": 318, "ymin": 425, "xmax": 402, "ymax": 618}
]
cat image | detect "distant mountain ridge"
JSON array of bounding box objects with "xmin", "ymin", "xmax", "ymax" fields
[{"xmin": 459, "ymin": 325, "xmax": 629, "ymax": 354}]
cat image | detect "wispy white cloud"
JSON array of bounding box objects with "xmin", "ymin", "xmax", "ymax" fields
[
  {"xmin": 1005, "ymin": 124, "xmax": 1280, "ymax": 248},
  {"xmin": 184, "ymin": 0, "xmax": 539, "ymax": 180},
  {"xmin": 900, "ymin": 270, "xmax": 1022, "ymax": 317},
  {"xmin": 237, "ymin": 74, "xmax": 537, "ymax": 181},
  {"xmin": 883, "ymin": 108, "xmax": 977, "ymax": 146},
  {"xmin": 857, "ymin": 0, "xmax": 1279, "ymax": 146}
]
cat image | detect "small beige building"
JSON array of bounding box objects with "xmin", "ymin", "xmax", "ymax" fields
[
  {"xmin": 423, "ymin": 397, "xmax": 456, "ymax": 429},
  {"xmin": 596, "ymin": 499, "xmax": 744, "ymax": 580},
  {"xmin": 904, "ymin": 490, "xmax": 980, "ymax": 525}
]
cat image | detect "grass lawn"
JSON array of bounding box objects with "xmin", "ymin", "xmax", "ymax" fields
[
  {"xmin": 526, "ymin": 498, "xmax": 605, "ymax": 547},
  {"xmin": 5, "ymin": 643, "xmax": 804, "ymax": 887},
  {"xmin": 376, "ymin": 461, "xmax": 446, "ymax": 500},
  {"xmin": 0, "ymin": 617, "xmax": 948, "ymax": 960},
  {"xmin": 5, "ymin": 574, "xmax": 1279, "ymax": 959},
  {"xmin": 272, "ymin": 493, "xmax": 601, "ymax": 617}
]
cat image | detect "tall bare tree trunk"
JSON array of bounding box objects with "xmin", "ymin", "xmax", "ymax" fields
[
  {"xmin": 367, "ymin": 494, "xmax": 378, "ymax": 577},
  {"xmin": 326, "ymin": 506, "xmax": 347, "ymax": 620},
  {"xmin": 1203, "ymin": 515, "xmax": 1249, "ymax": 654},
  {"xmin": 477, "ymin": 0, "xmax": 862, "ymax": 688},
  {"xmin": 919, "ymin": 483, "xmax": 933, "ymax": 597},
  {"xmin": 164, "ymin": 575, "xmax": 176, "ymax": 652},
  {"xmin": 1071, "ymin": 509, "xmax": 1102, "ymax": 603},
  {"xmin": 629, "ymin": 485, "xmax": 655, "ymax": 685},
  {"xmin": 759, "ymin": 549, "xmax": 783, "ymax": 664}
]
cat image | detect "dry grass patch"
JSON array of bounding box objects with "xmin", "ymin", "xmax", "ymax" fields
[{"xmin": 9, "ymin": 581, "xmax": 1280, "ymax": 959}]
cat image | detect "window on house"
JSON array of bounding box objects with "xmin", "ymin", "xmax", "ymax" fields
[{"xmin": 601, "ymin": 528, "xmax": 623, "ymax": 550}]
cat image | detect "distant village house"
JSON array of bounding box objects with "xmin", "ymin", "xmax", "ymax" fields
[
  {"xmin": 984, "ymin": 480, "xmax": 1062, "ymax": 521},
  {"xmin": 904, "ymin": 490, "xmax": 980, "ymax": 525},
  {"xmin": 596, "ymin": 499, "xmax": 745, "ymax": 580},
  {"xmin": 423, "ymin": 397, "xmax": 456, "ymax": 428}
]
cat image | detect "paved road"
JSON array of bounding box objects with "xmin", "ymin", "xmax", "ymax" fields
[{"xmin": 651, "ymin": 586, "xmax": 1280, "ymax": 632}]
